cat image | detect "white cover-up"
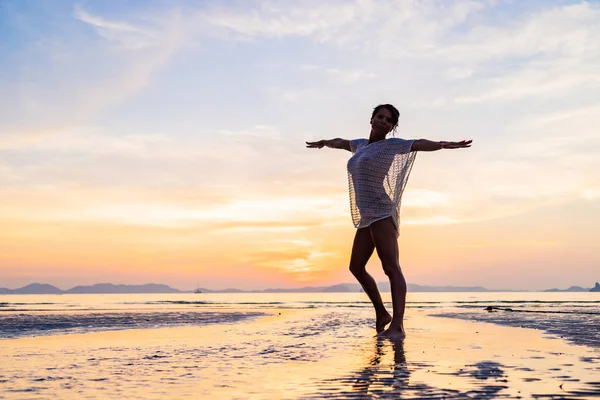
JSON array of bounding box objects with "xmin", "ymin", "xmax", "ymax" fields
[{"xmin": 347, "ymin": 138, "xmax": 416, "ymax": 235}]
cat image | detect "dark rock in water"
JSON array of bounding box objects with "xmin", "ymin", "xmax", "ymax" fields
[
  {"xmin": 590, "ymin": 282, "xmax": 600, "ymax": 292},
  {"xmin": 484, "ymin": 306, "xmax": 513, "ymax": 312}
]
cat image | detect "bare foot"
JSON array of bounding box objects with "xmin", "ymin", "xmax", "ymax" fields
[
  {"xmin": 378, "ymin": 326, "xmax": 406, "ymax": 341},
  {"xmin": 376, "ymin": 313, "xmax": 392, "ymax": 333}
]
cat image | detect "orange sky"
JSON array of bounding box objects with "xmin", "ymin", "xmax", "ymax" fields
[{"xmin": 1, "ymin": 1, "xmax": 599, "ymax": 291}]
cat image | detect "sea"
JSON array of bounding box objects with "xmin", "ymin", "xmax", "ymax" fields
[
  {"xmin": 1, "ymin": 292, "xmax": 599, "ymax": 399},
  {"xmin": 1, "ymin": 292, "xmax": 598, "ymax": 347}
]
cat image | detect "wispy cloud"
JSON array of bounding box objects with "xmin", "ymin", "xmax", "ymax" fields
[
  {"xmin": 73, "ymin": 6, "xmax": 159, "ymax": 50},
  {"xmin": 0, "ymin": 5, "xmax": 186, "ymax": 148},
  {"xmin": 583, "ymin": 188, "xmax": 600, "ymax": 200},
  {"xmin": 403, "ymin": 189, "xmax": 451, "ymax": 208},
  {"xmin": 2, "ymin": 0, "xmax": 599, "ymax": 289},
  {"xmin": 201, "ymin": 1, "xmax": 358, "ymax": 38},
  {"xmin": 263, "ymin": 85, "xmax": 319, "ymax": 103},
  {"xmin": 453, "ymin": 63, "xmax": 600, "ymax": 104},
  {"xmin": 299, "ymin": 65, "xmax": 375, "ymax": 83},
  {"xmin": 532, "ymin": 103, "xmax": 600, "ymax": 124},
  {"xmin": 198, "ymin": 1, "xmax": 600, "ymax": 105}
]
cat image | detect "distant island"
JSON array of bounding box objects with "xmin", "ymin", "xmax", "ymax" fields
[
  {"xmin": 543, "ymin": 284, "xmax": 595, "ymax": 292},
  {"xmin": 0, "ymin": 282, "xmax": 598, "ymax": 295},
  {"xmin": 0, "ymin": 283, "xmax": 179, "ymax": 295}
]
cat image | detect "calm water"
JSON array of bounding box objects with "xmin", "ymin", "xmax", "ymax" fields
[
  {"xmin": 1, "ymin": 292, "xmax": 599, "ymax": 399},
  {"xmin": 1, "ymin": 292, "xmax": 598, "ymax": 347}
]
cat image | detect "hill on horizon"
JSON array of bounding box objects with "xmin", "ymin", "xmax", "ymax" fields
[{"xmin": 1, "ymin": 281, "xmax": 598, "ymax": 294}]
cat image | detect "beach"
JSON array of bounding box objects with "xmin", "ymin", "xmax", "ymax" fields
[{"xmin": 1, "ymin": 293, "xmax": 599, "ymax": 399}]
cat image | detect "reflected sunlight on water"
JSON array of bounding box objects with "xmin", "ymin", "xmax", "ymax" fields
[
  {"xmin": 1, "ymin": 292, "xmax": 598, "ymax": 346},
  {"xmin": 1, "ymin": 293, "xmax": 599, "ymax": 399}
]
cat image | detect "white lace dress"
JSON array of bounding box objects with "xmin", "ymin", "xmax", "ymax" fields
[{"xmin": 347, "ymin": 138, "xmax": 416, "ymax": 235}]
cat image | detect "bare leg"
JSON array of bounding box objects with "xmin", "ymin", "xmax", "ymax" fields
[
  {"xmin": 370, "ymin": 217, "xmax": 407, "ymax": 340},
  {"xmin": 349, "ymin": 227, "xmax": 392, "ymax": 333}
]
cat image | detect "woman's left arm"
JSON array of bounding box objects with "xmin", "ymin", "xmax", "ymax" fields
[{"xmin": 411, "ymin": 139, "xmax": 472, "ymax": 152}]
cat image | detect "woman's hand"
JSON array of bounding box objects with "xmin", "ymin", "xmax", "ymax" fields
[
  {"xmin": 439, "ymin": 140, "xmax": 472, "ymax": 149},
  {"xmin": 412, "ymin": 139, "xmax": 472, "ymax": 152},
  {"xmin": 306, "ymin": 140, "xmax": 326, "ymax": 149},
  {"xmin": 306, "ymin": 138, "xmax": 351, "ymax": 151}
]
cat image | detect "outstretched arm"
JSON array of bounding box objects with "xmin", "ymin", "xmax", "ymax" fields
[
  {"xmin": 411, "ymin": 139, "xmax": 472, "ymax": 152},
  {"xmin": 306, "ymin": 138, "xmax": 351, "ymax": 152}
]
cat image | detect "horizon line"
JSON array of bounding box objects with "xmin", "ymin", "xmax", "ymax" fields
[{"xmin": 2, "ymin": 281, "xmax": 598, "ymax": 292}]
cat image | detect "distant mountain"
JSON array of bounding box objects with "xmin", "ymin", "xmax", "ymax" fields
[
  {"xmin": 0, "ymin": 283, "xmax": 63, "ymax": 294},
  {"xmin": 0, "ymin": 283, "xmax": 181, "ymax": 294},
  {"xmin": 1, "ymin": 282, "xmax": 598, "ymax": 294},
  {"xmin": 188, "ymin": 282, "xmax": 594, "ymax": 293},
  {"xmin": 199, "ymin": 283, "xmax": 509, "ymax": 293},
  {"xmin": 261, "ymin": 283, "xmax": 359, "ymax": 293},
  {"xmin": 408, "ymin": 283, "xmax": 493, "ymax": 292},
  {"xmin": 544, "ymin": 286, "xmax": 591, "ymax": 292},
  {"xmin": 64, "ymin": 283, "xmax": 181, "ymax": 294},
  {"xmin": 198, "ymin": 288, "xmax": 245, "ymax": 293},
  {"xmin": 0, "ymin": 282, "xmax": 490, "ymax": 294}
]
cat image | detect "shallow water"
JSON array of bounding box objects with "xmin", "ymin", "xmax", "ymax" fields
[
  {"xmin": 0, "ymin": 311, "xmax": 265, "ymax": 339},
  {"xmin": 1, "ymin": 292, "xmax": 598, "ymax": 347},
  {"xmin": 2, "ymin": 292, "xmax": 599, "ymax": 399},
  {"xmin": 1, "ymin": 307, "xmax": 598, "ymax": 399},
  {"xmin": 433, "ymin": 308, "xmax": 600, "ymax": 348}
]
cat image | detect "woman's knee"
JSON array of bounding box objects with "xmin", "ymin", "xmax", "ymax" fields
[
  {"xmin": 381, "ymin": 261, "xmax": 403, "ymax": 278},
  {"xmin": 349, "ymin": 263, "xmax": 365, "ymax": 277}
]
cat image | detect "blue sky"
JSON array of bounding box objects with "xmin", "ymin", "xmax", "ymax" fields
[{"xmin": 0, "ymin": 0, "xmax": 599, "ymax": 290}]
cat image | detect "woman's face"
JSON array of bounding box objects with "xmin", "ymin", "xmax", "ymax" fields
[{"xmin": 370, "ymin": 108, "xmax": 395, "ymax": 135}]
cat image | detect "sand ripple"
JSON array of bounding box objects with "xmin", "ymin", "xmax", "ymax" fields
[{"xmin": 1, "ymin": 309, "xmax": 598, "ymax": 399}]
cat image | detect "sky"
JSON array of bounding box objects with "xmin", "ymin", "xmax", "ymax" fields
[{"xmin": 0, "ymin": 0, "xmax": 599, "ymax": 291}]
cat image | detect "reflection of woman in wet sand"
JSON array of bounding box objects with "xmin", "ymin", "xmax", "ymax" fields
[
  {"xmin": 316, "ymin": 338, "xmax": 409, "ymax": 397},
  {"xmin": 351, "ymin": 339, "xmax": 409, "ymax": 396},
  {"xmin": 307, "ymin": 104, "xmax": 471, "ymax": 339}
]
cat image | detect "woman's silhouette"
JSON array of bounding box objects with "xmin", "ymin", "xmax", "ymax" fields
[{"xmin": 307, "ymin": 104, "xmax": 471, "ymax": 339}]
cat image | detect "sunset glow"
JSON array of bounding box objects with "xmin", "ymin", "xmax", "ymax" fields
[{"xmin": 1, "ymin": 0, "xmax": 599, "ymax": 291}]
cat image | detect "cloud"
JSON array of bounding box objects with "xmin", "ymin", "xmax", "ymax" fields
[
  {"xmin": 2, "ymin": 127, "xmax": 173, "ymax": 155},
  {"xmin": 3, "ymin": 1, "xmax": 600, "ymax": 290},
  {"xmin": 248, "ymin": 247, "xmax": 340, "ymax": 275},
  {"xmin": 403, "ymin": 189, "xmax": 451, "ymax": 208},
  {"xmin": 263, "ymin": 85, "xmax": 319, "ymax": 103},
  {"xmin": 70, "ymin": 6, "xmax": 186, "ymax": 105},
  {"xmin": 299, "ymin": 65, "xmax": 376, "ymax": 83},
  {"xmin": 0, "ymin": 5, "xmax": 186, "ymax": 147},
  {"xmin": 533, "ymin": 103, "xmax": 600, "ymax": 125},
  {"xmin": 0, "ymin": 122, "xmax": 345, "ymax": 210},
  {"xmin": 201, "ymin": 0, "xmax": 358, "ymax": 38},
  {"xmin": 453, "ymin": 63, "xmax": 600, "ymax": 104},
  {"xmin": 219, "ymin": 125, "xmax": 281, "ymax": 139},
  {"xmin": 73, "ymin": 6, "xmax": 159, "ymax": 50},
  {"xmin": 0, "ymin": 184, "xmax": 342, "ymax": 229},
  {"xmin": 404, "ymin": 216, "xmax": 461, "ymax": 225},
  {"xmin": 197, "ymin": 1, "xmax": 600, "ymax": 105},
  {"xmin": 583, "ymin": 188, "xmax": 600, "ymax": 200},
  {"xmin": 198, "ymin": 0, "xmax": 486, "ymax": 58},
  {"xmin": 275, "ymin": 239, "xmax": 314, "ymax": 247}
]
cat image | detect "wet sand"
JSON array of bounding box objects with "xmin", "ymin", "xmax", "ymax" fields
[{"xmin": 1, "ymin": 308, "xmax": 598, "ymax": 399}]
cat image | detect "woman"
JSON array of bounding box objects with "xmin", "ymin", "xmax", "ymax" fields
[{"xmin": 306, "ymin": 104, "xmax": 471, "ymax": 340}]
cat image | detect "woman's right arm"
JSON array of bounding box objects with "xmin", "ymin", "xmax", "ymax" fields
[{"xmin": 305, "ymin": 138, "xmax": 351, "ymax": 152}]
